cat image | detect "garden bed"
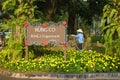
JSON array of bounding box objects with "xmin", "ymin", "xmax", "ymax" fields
[{"xmin": 0, "ymin": 49, "xmax": 119, "ymax": 73}]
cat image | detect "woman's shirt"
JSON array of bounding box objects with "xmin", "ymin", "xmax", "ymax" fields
[{"xmin": 74, "ymin": 33, "xmax": 84, "ymax": 43}]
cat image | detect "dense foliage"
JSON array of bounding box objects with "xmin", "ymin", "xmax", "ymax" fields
[
  {"xmin": 101, "ymin": 0, "xmax": 120, "ymax": 57},
  {"xmin": 91, "ymin": 35, "xmax": 104, "ymax": 43},
  {"xmin": 0, "ymin": 49, "xmax": 119, "ymax": 73},
  {"xmin": 0, "ymin": 0, "xmax": 37, "ymax": 60},
  {"xmin": 0, "ymin": 0, "xmax": 119, "ymax": 73}
]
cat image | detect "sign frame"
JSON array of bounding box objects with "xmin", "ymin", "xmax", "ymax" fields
[
  {"xmin": 24, "ymin": 21, "xmax": 67, "ymax": 61},
  {"xmin": 24, "ymin": 21, "xmax": 67, "ymax": 46}
]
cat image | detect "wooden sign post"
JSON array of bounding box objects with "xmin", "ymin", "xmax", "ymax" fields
[
  {"xmin": 24, "ymin": 21, "xmax": 67, "ymax": 60},
  {"xmin": 63, "ymin": 43, "xmax": 67, "ymax": 61}
]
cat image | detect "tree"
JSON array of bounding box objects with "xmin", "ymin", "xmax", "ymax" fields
[
  {"xmin": 0, "ymin": 0, "xmax": 36, "ymax": 61},
  {"xmin": 34, "ymin": 0, "xmax": 108, "ymax": 35},
  {"xmin": 34, "ymin": 0, "xmax": 68, "ymax": 22},
  {"xmin": 101, "ymin": 0, "xmax": 120, "ymax": 57}
]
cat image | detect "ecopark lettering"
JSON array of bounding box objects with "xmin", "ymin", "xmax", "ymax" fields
[{"xmin": 35, "ymin": 27, "xmax": 56, "ymax": 32}]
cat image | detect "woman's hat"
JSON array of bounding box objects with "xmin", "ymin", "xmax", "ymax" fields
[{"xmin": 77, "ymin": 29, "xmax": 83, "ymax": 33}]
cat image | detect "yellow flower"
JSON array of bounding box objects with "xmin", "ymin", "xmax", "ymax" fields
[
  {"xmin": 50, "ymin": 64, "xmax": 55, "ymax": 67},
  {"xmin": 104, "ymin": 62, "xmax": 108, "ymax": 67},
  {"xmin": 112, "ymin": 63, "xmax": 115, "ymax": 67},
  {"xmin": 80, "ymin": 67, "xmax": 83, "ymax": 70},
  {"xmin": 86, "ymin": 63, "xmax": 88, "ymax": 66},
  {"xmin": 62, "ymin": 64, "xmax": 64, "ymax": 67},
  {"xmin": 66, "ymin": 64, "xmax": 69, "ymax": 67},
  {"xmin": 90, "ymin": 65, "xmax": 94, "ymax": 68},
  {"xmin": 110, "ymin": 66, "xmax": 112, "ymax": 69},
  {"xmin": 112, "ymin": 59, "xmax": 115, "ymax": 62},
  {"xmin": 103, "ymin": 67, "xmax": 105, "ymax": 69},
  {"xmin": 66, "ymin": 70, "xmax": 69, "ymax": 72},
  {"xmin": 116, "ymin": 66, "xmax": 118, "ymax": 69}
]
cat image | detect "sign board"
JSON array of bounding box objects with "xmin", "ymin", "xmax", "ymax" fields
[{"xmin": 25, "ymin": 21, "xmax": 67, "ymax": 46}]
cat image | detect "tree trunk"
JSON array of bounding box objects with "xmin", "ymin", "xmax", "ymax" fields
[
  {"xmin": 67, "ymin": 10, "xmax": 76, "ymax": 34},
  {"xmin": 46, "ymin": 0, "xmax": 57, "ymax": 21}
]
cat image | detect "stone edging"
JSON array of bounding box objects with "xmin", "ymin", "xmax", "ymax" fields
[
  {"xmin": 26, "ymin": 73, "xmax": 120, "ymax": 79},
  {"xmin": 0, "ymin": 69, "xmax": 120, "ymax": 79}
]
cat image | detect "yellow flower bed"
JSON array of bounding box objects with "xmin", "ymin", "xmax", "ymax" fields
[{"xmin": 0, "ymin": 49, "xmax": 119, "ymax": 73}]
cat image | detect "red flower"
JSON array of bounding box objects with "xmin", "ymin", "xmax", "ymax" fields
[
  {"xmin": 43, "ymin": 41, "xmax": 48, "ymax": 46},
  {"xmin": 63, "ymin": 43, "xmax": 66, "ymax": 47},
  {"xmin": 25, "ymin": 41, "xmax": 29, "ymax": 46},
  {"xmin": 24, "ymin": 21, "xmax": 29, "ymax": 27},
  {"xmin": 42, "ymin": 22, "xmax": 47, "ymax": 28},
  {"xmin": 62, "ymin": 20, "xmax": 67, "ymax": 26}
]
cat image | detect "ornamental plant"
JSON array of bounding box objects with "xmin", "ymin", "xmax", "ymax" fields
[
  {"xmin": 100, "ymin": 0, "xmax": 120, "ymax": 57},
  {"xmin": 0, "ymin": 0, "xmax": 37, "ymax": 61},
  {"xmin": 0, "ymin": 49, "xmax": 119, "ymax": 73}
]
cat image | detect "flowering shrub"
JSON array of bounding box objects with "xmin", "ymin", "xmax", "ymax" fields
[{"xmin": 0, "ymin": 49, "xmax": 119, "ymax": 73}]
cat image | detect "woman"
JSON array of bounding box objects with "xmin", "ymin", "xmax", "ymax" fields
[{"xmin": 74, "ymin": 29, "xmax": 85, "ymax": 50}]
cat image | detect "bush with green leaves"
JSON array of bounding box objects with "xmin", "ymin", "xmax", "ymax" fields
[
  {"xmin": 100, "ymin": 1, "xmax": 120, "ymax": 57},
  {"xmin": 91, "ymin": 35, "xmax": 104, "ymax": 43},
  {"xmin": 0, "ymin": 0, "xmax": 37, "ymax": 61},
  {"xmin": 0, "ymin": 49, "xmax": 119, "ymax": 73}
]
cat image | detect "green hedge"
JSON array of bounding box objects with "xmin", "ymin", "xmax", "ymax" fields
[{"xmin": 91, "ymin": 35, "xmax": 104, "ymax": 43}]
